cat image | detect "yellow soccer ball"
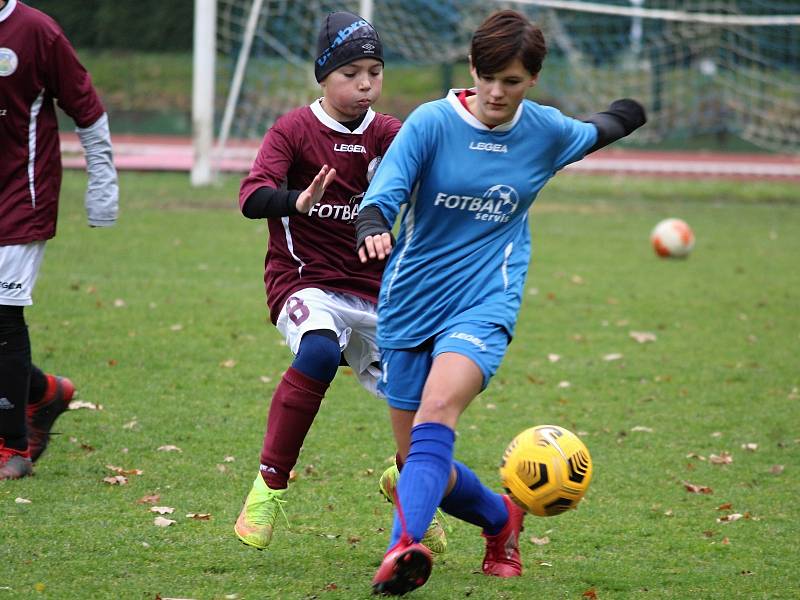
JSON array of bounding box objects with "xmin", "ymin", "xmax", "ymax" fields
[{"xmin": 500, "ymin": 425, "xmax": 592, "ymax": 517}]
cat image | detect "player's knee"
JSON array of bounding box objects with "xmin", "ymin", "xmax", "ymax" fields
[
  {"xmin": 417, "ymin": 396, "xmax": 460, "ymax": 428},
  {"xmin": 292, "ymin": 329, "xmax": 341, "ymax": 383}
]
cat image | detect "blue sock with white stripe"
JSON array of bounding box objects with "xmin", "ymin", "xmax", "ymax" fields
[
  {"xmin": 439, "ymin": 460, "xmax": 508, "ymax": 535},
  {"xmin": 388, "ymin": 422, "xmax": 454, "ymax": 549}
]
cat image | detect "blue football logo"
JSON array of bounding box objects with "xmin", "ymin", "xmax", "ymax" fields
[{"xmin": 483, "ymin": 184, "xmax": 519, "ymax": 215}]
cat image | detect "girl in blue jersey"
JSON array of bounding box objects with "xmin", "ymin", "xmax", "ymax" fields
[{"xmin": 356, "ymin": 10, "xmax": 646, "ymax": 595}]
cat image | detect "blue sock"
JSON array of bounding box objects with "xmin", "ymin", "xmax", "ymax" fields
[
  {"xmin": 389, "ymin": 423, "xmax": 454, "ymax": 548},
  {"xmin": 439, "ymin": 461, "xmax": 508, "ymax": 535}
]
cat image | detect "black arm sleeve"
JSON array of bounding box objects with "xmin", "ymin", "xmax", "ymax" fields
[
  {"xmin": 355, "ymin": 205, "xmax": 394, "ymax": 251},
  {"xmin": 241, "ymin": 187, "xmax": 302, "ymax": 219},
  {"xmin": 583, "ymin": 99, "xmax": 647, "ymax": 154}
]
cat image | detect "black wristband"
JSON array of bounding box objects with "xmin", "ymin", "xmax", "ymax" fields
[
  {"xmin": 242, "ymin": 187, "xmax": 302, "ymax": 219},
  {"xmin": 355, "ymin": 205, "xmax": 393, "ymax": 251}
]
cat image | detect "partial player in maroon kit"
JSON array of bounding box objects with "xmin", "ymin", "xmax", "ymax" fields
[
  {"xmin": 232, "ymin": 11, "xmax": 414, "ymax": 553},
  {"xmin": 0, "ymin": 0, "xmax": 118, "ymax": 479}
]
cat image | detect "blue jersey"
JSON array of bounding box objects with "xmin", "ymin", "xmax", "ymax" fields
[{"xmin": 361, "ymin": 90, "xmax": 597, "ymax": 348}]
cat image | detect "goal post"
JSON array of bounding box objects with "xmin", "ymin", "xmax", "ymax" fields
[
  {"xmin": 193, "ymin": 0, "xmax": 800, "ymax": 184},
  {"xmin": 191, "ymin": 0, "xmax": 216, "ymax": 186}
]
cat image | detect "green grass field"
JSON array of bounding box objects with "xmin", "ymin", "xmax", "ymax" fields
[{"xmin": 2, "ymin": 171, "xmax": 798, "ymax": 599}]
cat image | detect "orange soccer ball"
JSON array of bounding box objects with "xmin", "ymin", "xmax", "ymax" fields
[{"xmin": 650, "ymin": 218, "xmax": 695, "ymax": 258}]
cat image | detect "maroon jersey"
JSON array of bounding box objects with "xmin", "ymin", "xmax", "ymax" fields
[
  {"xmin": 0, "ymin": 0, "xmax": 105, "ymax": 245},
  {"xmin": 240, "ymin": 101, "xmax": 401, "ymax": 323}
]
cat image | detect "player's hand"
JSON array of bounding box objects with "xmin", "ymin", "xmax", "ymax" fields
[
  {"xmin": 358, "ymin": 232, "xmax": 393, "ymax": 263},
  {"xmin": 296, "ymin": 164, "xmax": 336, "ymax": 213}
]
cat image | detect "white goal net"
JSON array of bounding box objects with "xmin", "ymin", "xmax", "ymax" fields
[{"xmin": 210, "ymin": 0, "xmax": 799, "ymax": 162}]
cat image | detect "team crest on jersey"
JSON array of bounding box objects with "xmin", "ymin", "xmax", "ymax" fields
[
  {"xmin": 433, "ymin": 184, "xmax": 520, "ymax": 223},
  {"xmin": 0, "ymin": 48, "xmax": 18, "ymax": 77}
]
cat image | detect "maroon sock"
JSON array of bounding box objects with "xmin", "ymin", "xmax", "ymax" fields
[{"xmin": 259, "ymin": 366, "xmax": 329, "ymax": 489}]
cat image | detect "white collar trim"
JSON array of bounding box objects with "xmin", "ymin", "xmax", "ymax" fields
[
  {"xmin": 310, "ymin": 98, "xmax": 376, "ymax": 134},
  {"xmin": 446, "ymin": 88, "xmax": 523, "ymax": 133},
  {"xmin": 0, "ymin": 0, "xmax": 18, "ymax": 23}
]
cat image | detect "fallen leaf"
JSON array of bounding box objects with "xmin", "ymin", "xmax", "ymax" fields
[
  {"xmin": 530, "ymin": 535, "xmax": 550, "ymax": 545},
  {"xmin": 106, "ymin": 464, "xmax": 143, "ymax": 476},
  {"xmin": 686, "ymin": 453, "xmax": 707, "ymax": 461},
  {"xmin": 603, "ymin": 353, "xmax": 623, "ymax": 361},
  {"xmin": 324, "ymin": 583, "xmax": 338, "ymax": 591},
  {"xmin": 108, "ymin": 359, "xmax": 118, "ymax": 367},
  {"xmin": 259, "ymin": 376, "xmax": 272, "ymax": 383},
  {"xmin": 288, "ymin": 469, "xmax": 297, "ymax": 481},
  {"xmin": 103, "ymin": 475, "xmax": 128, "ymax": 485},
  {"xmin": 15, "ymin": 497, "xmax": 32, "ymax": 504},
  {"xmin": 547, "ymin": 353, "xmax": 561, "ymax": 363},
  {"xmin": 122, "ymin": 419, "xmax": 138, "ymax": 430},
  {"xmin": 711, "ymin": 432, "xmax": 722, "ymax": 438},
  {"xmin": 485, "ymin": 403, "xmax": 497, "ymax": 409},
  {"xmin": 769, "ymin": 465, "xmax": 785, "ymax": 474},
  {"xmin": 663, "ymin": 510, "xmax": 674, "ymax": 517},
  {"xmin": 721, "ymin": 537, "xmax": 730, "ymax": 545},
  {"xmin": 539, "ymin": 562, "xmax": 553, "ymax": 567},
  {"xmin": 717, "ymin": 513, "xmax": 744, "ymax": 523},
  {"xmin": 571, "ymin": 274, "xmax": 584, "ymax": 285},
  {"xmin": 137, "ymin": 494, "xmax": 161, "ymax": 504},
  {"xmin": 683, "ymin": 481, "xmax": 713, "ymax": 494},
  {"xmin": 170, "ymin": 323, "xmax": 183, "ymax": 331},
  {"xmin": 151, "ymin": 506, "xmax": 175, "ymax": 515},
  {"xmin": 68, "ymin": 400, "xmax": 103, "ymax": 411},
  {"xmin": 186, "ymin": 513, "xmax": 212, "ymax": 520},
  {"xmin": 630, "ymin": 331, "xmax": 657, "ymax": 343},
  {"xmin": 741, "ymin": 443, "xmax": 758, "ymax": 451},
  {"xmin": 582, "ymin": 588, "xmax": 598, "ymax": 599},
  {"xmin": 557, "ymin": 381, "xmax": 571, "ymax": 389},
  {"xmin": 157, "ymin": 445, "xmax": 183, "ymax": 453},
  {"xmin": 220, "ymin": 359, "xmax": 237, "ymax": 368},
  {"xmin": 717, "ymin": 502, "xmax": 733, "ymax": 510},
  {"xmin": 631, "ymin": 426, "xmax": 653, "ymax": 433},
  {"xmin": 710, "ymin": 452, "xmax": 733, "ymax": 465},
  {"xmin": 153, "ymin": 516, "xmax": 176, "ymax": 527},
  {"xmin": 114, "ymin": 298, "xmax": 126, "ymax": 308},
  {"xmin": 223, "ymin": 456, "xmax": 235, "ymax": 463}
]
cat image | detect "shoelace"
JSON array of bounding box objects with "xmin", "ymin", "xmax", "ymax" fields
[{"xmin": 253, "ymin": 491, "xmax": 290, "ymax": 529}]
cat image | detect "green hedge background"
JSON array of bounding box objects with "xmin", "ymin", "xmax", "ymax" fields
[{"xmin": 29, "ymin": 0, "xmax": 194, "ymax": 51}]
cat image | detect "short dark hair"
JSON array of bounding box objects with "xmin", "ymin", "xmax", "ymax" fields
[{"xmin": 470, "ymin": 10, "xmax": 547, "ymax": 77}]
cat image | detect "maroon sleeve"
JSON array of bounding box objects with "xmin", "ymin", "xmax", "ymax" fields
[
  {"xmin": 238, "ymin": 117, "xmax": 297, "ymax": 211},
  {"xmin": 44, "ymin": 32, "xmax": 104, "ymax": 128},
  {"xmin": 383, "ymin": 115, "xmax": 403, "ymax": 152}
]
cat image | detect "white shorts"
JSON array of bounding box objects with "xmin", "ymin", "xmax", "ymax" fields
[
  {"xmin": 276, "ymin": 287, "xmax": 381, "ymax": 396},
  {"xmin": 0, "ymin": 242, "xmax": 47, "ymax": 306}
]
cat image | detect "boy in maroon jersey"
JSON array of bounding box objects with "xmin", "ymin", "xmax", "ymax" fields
[
  {"xmin": 0, "ymin": 0, "xmax": 118, "ymax": 479},
  {"xmin": 233, "ymin": 11, "xmax": 446, "ymax": 555}
]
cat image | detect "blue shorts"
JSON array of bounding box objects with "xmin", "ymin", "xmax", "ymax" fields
[{"xmin": 378, "ymin": 321, "xmax": 510, "ymax": 411}]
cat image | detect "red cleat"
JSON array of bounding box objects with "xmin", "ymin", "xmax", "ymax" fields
[
  {"xmin": 482, "ymin": 494, "xmax": 525, "ymax": 577},
  {"xmin": 0, "ymin": 440, "xmax": 33, "ymax": 480},
  {"xmin": 372, "ymin": 536, "xmax": 432, "ymax": 595},
  {"xmin": 26, "ymin": 375, "xmax": 75, "ymax": 463}
]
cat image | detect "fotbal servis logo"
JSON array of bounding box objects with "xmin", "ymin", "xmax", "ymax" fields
[
  {"xmin": 0, "ymin": 48, "xmax": 18, "ymax": 77},
  {"xmin": 433, "ymin": 184, "xmax": 520, "ymax": 223}
]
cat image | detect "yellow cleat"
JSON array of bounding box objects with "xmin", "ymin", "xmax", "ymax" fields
[
  {"xmin": 234, "ymin": 474, "xmax": 287, "ymax": 550},
  {"xmin": 379, "ymin": 464, "xmax": 448, "ymax": 555}
]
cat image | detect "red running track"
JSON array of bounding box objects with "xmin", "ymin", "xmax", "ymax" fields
[{"xmin": 60, "ymin": 133, "xmax": 800, "ymax": 180}]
